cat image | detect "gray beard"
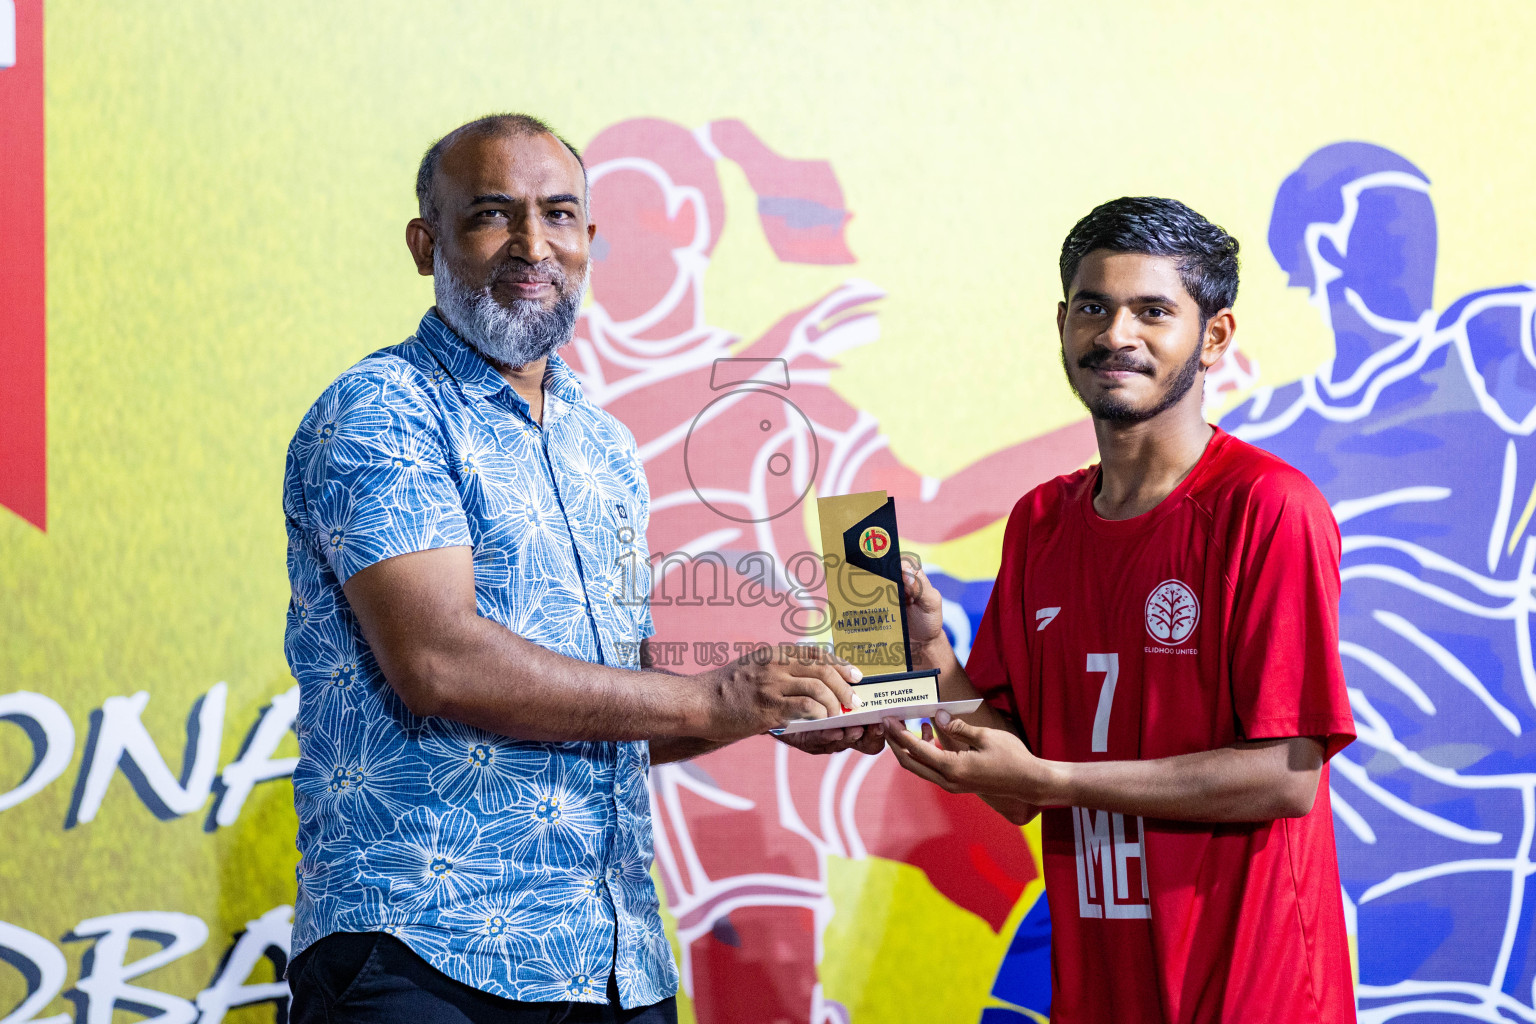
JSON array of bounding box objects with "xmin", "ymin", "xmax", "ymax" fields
[{"xmin": 433, "ymin": 248, "xmax": 587, "ymax": 369}]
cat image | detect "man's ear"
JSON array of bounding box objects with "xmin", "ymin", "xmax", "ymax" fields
[
  {"xmin": 587, "ymin": 220, "xmax": 597, "ymax": 244},
  {"xmin": 1057, "ymin": 301, "xmax": 1068, "ymax": 341},
  {"xmin": 406, "ymin": 218, "xmax": 436, "ymax": 277},
  {"xmin": 1201, "ymin": 308, "xmax": 1236, "ymax": 368}
]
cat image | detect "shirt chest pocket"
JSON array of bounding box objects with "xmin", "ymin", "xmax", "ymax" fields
[{"xmin": 580, "ymin": 484, "xmax": 650, "ymax": 643}]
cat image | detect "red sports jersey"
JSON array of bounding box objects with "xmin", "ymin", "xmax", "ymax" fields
[{"xmin": 967, "ymin": 427, "xmax": 1357, "ymax": 1024}]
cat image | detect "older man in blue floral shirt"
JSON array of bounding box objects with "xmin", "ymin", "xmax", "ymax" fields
[{"xmin": 281, "ymin": 114, "xmax": 867, "ymax": 1024}]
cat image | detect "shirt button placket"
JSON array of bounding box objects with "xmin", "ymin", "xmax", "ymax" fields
[
  {"xmin": 605, "ymin": 854, "xmax": 624, "ymax": 999},
  {"xmin": 595, "ymin": 743, "xmax": 620, "ymax": 996}
]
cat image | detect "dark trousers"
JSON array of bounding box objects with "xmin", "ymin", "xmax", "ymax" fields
[{"xmin": 288, "ymin": 931, "xmax": 678, "ymax": 1024}]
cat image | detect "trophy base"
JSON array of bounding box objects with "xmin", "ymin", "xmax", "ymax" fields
[
  {"xmin": 772, "ymin": 696, "xmax": 983, "ymax": 735},
  {"xmin": 850, "ymin": 668, "xmax": 940, "ymax": 711}
]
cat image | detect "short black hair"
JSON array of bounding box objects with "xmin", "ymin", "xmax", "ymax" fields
[
  {"xmin": 415, "ymin": 113, "xmax": 588, "ymax": 227},
  {"xmin": 1059, "ymin": 197, "xmax": 1240, "ymax": 323}
]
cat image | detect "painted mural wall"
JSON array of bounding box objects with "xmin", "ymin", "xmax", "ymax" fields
[{"xmin": 3, "ymin": 3, "xmax": 1536, "ymax": 1022}]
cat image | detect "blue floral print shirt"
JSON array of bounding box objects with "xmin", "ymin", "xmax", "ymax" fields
[{"xmin": 282, "ymin": 310, "xmax": 673, "ymax": 1007}]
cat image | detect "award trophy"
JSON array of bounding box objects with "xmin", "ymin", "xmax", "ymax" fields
[{"xmin": 774, "ymin": 489, "xmax": 981, "ymax": 734}]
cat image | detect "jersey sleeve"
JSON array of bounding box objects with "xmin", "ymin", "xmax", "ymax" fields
[
  {"xmin": 965, "ymin": 498, "xmax": 1031, "ymax": 731},
  {"xmin": 1227, "ymin": 470, "xmax": 1355, "ymax": 759},
  {"xmin": 294, "ymin": 366, "xmax": 473, "ymax": 585}
]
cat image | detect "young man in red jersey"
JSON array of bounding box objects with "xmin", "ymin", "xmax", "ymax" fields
[{"xmin": 883, "ymin": 197, "xmax": 1358, "ymax": 1023}]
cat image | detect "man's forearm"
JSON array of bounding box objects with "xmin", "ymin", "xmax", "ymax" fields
[
  {"xmin": 381, "ymin": 613, "xmax": 711, "ymax": 743},
  {"xmin": 643, "ymin": 647, "xmax": 735, "ymax": 762},
  {"xmin": 1025, "ymin": 738, "xmax": 1323, "ymax": 823},
  {"xmin": 913, "ymin": 634, "xmax": 1321, "ymax": 821},
  {"xmin": 916, "ymin": 636, "xmax": 967, "ymax": 698},
  {"xmin": 344, "ymin": 545, "xmax": 858, "ymax": 747},
  {"xmin": 893, "ymin": 569, "xmax": 1323, "ymax": 826}
]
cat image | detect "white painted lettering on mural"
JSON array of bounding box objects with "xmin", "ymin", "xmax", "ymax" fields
[
  {"xmin": 0, "ymin": 686, "xmax": 298, "ymax": 828},
  {"xmin": 0, "ymin": 907, "xmax": 292, "ymax": 1024}
]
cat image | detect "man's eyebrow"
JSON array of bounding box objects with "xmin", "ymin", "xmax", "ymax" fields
[
  {"xmin": 1070, "ymin": 289, "xmax": 1182, "ymax": 307},
  {"xmin": 466, "ymin": 192, "xmax": 583, "ymax": 208}
]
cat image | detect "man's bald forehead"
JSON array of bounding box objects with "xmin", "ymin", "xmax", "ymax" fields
[
  {"xmin": 435, "ymin": 130, "xmax": 581, "ymax": 190},
  {"xmin": 415, "ymin": 113, "xmax": 588, "ymax": 226}
]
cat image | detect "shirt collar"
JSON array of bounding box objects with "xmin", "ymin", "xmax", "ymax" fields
[{"xmin": 415, "ymin": 308, "xmax": 589, "ymax": 417}]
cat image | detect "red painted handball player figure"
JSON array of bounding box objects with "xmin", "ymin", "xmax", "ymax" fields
[{"xmin": 886, "ymin": 198, "xmax": 1358, "ymax": 1023}]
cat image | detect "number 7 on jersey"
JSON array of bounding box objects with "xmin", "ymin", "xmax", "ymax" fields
[{"xmin": 1088, "ymin": 652, "xmax": 1119, "ymax": 753}]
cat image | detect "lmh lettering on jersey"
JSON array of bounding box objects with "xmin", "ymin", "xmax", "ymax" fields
[{"xmin": 1073, "ymin": 807, "xmax": 1151, "ymax": 919}]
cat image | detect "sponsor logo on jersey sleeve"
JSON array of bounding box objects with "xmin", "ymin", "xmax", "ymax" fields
[{"xmin": 1144, "ymin": 579, "xmax": 1199, "ymax": 646}]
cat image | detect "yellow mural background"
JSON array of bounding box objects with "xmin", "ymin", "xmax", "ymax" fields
[{"xmin": 3, "ymin": 1, "xmax": 1536, "ymax": 1020}]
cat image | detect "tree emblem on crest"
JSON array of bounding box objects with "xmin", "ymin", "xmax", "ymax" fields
[{"xmin": 1145, "ymin": 579, "xmax": 1200, "ymax": 645}]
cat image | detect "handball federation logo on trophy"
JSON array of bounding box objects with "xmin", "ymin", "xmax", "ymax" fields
[
  {"xmin": 857, "ymin": 525, "xmax": 891, "ymax": 558},
  {"xmin": 1145, "ymin": 579, "xmax": 1200, "ymax": 646}
]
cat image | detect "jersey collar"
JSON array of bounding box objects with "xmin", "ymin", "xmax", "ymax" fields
[{"xmin": 1079, "ymin": 427, "xmax": 1228, "ymax": 538}]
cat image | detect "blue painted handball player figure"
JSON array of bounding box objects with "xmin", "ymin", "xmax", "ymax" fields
[
  {"xmin": 1223, "ymin": 142, "xmax": 1536, "ymax": 1019},
  {"xmin": 279, "ymin": 114, "xmax": 868, "ymax": 1024}
]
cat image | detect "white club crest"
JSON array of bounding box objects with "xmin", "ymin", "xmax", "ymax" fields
[{"xmin": 1145, "ymin": 579, "xmax": 1200, "ymax": 645}]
